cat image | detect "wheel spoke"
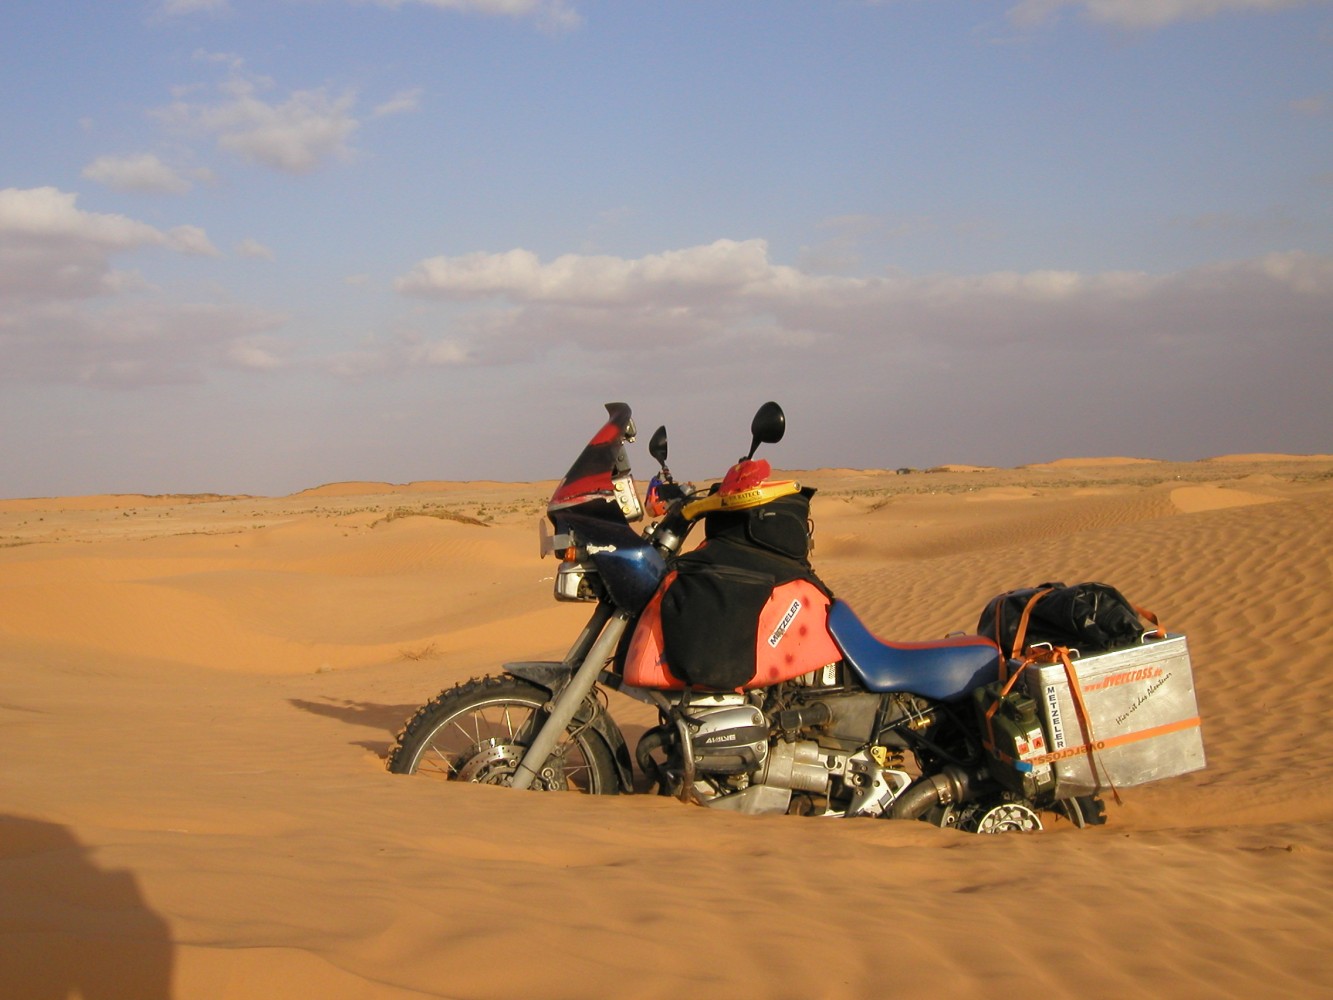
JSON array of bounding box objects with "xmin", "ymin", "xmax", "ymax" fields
[
  {"xmin": 387, "ymin": 679, "xmax": 617, "ymax": 795},
  {"xmin": 450, "ymin": 718, "xmax": 476, "ymax": 743},
  {"xmin": 427, "ymin": 744, "xmax": 457, "ymax": 774},
  {"xmin": 502, "ymin": 704, "xmax": 517, "ymax": 739}
]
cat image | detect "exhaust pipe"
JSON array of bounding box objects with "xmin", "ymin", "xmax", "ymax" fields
[{"xmin": 888, "ymin": 766, "xmax": 976, "ymax": 820}]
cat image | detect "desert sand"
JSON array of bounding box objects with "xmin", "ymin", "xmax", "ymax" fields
[{"xmin": 2, "ymin": 453, "xmax": 1332, "ymax": 999}]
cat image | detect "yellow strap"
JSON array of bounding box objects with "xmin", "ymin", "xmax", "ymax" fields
[{"xmin": 681, "ymin": 480, "xmax": 801, "ymax": 520}]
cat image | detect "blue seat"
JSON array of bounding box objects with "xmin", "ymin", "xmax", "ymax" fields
[{"xmin": 827, "ymin": 600, "xmax": 1003, "ymax": 701}]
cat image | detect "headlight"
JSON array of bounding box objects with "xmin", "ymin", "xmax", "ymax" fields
[{"xmin": 555, "ymin": 560, "xmax": 600, "ymax": 602}]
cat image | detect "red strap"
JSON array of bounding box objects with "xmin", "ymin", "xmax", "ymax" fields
[
  {"xmin": 988, "ymin": 590, "xmax": 1168, "ymax": 808},
  {"xmin": 1030, "ymin": 715, "xmax": 1201, "ymax": 766},
  {"xmin": 1046, "ymin": 646, "xmax": 1122, "ymax": 805},
  {"xmin": 983, "ymin": 658, "xmax": 1032, "ymax": 753},
  {"xmin": 998, "ymin": 588, "xmax": 1054, "ymax": 682},
  {"xmin": 1135, "ymin": 604, "xmax": 1166, "ymax": 639}
]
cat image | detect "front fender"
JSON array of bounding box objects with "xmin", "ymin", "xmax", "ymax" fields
[{"xmin": 503, "ymin": 661, "xmax": 634, "ymax": 792}]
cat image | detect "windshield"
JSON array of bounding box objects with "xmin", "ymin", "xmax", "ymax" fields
[{"xmin": 548, "ymin": 402, "xmax": 635, "ymax": 513}]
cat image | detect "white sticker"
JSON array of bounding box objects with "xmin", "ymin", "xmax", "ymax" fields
[
  {"xmin": 1044, "ymin": 684, "xmax": 1067, "ymax": 750},
  {"xmin": 767, "ymin": 599, "xmax": 803, "ymax": 647}
]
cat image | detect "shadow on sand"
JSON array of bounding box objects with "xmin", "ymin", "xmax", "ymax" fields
[
  {"xmin": 288, "ymin": 696, "xmax": 426, "ymax": 757},
  {"xmin": 0, "ymin": 814, "xmax": 173, "ymax": 999},
  {"xmin": 287, "ymin": 696, "xmax": 423, "ymax": 732}
]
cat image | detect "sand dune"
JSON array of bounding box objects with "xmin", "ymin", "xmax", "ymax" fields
[
  {"xmin": 1208, "ymin": 452, "xmax": 1333, "ymax": 463},
  {"xmin": 1022, "ymin": 456, "xmax": 1161, "ymax": 468},
  {"xmin": 3, "ymin": 454, "xmax": 1332, "ymax": 998}
]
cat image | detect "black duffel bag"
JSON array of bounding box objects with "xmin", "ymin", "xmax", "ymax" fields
[{"xmin": 977, "ymin": 581, "xmax": 1153, "ymax": 659}]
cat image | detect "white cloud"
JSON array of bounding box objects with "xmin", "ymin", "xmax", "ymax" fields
[
  {"xmin": 166, "ymin": 224, "xmax": 220, "ymax": 256},
  {"xmin": 502, "ymin": 245, "xmax": 1328, "ymax": 468},
  {"xmin": 0, "ymin": 186, "xmax": 171, "ymax": 250},
  {"xmin": 82, "ymin": 153, "xmax": 192, "ymax": 194},
  {"xmin": 367, "ymin": 0, "xmax": 581, "ymax": 31},
  {"xmin": 373, "ymin": 89, "xmax": 423, "ymax": 118},
  {"xmin": 406, "ymin": 339, "xmax": 469, "ymax": 366},
  {"xmin": 145, "ymin": 56, "xmax": 419, "ymax": 178},
  {"xmin": 385, "ymin": 239, "xmax": 1333, "ymax": 390},
  {"xmin": 1, "ymin": 299, "xmax": 288, "ymax": 386},
  {"xmin": 191, "ymin": 48, "xmax": 245, "ymax": 70},
  {"xmin": 309, "ymin": 239, "xmax": 1330, "ymax": 477},
  {"xmin": 236, "ymin": 238, "xmax": 276, "ymax": 260},
  {"xmin": 158, "ymin": 0, "xmax": 231, "ymax": 15},
  {"xmin": 0, "ymin": 188, "xmax": 283, "ymax": 387},
  {"xmin": 225, "ymin": 338, "xmax": 286, "ymax": 370},
  {"xmin": 1008, "ymin": 0, "xmax": 1330, "ymax": 28},
  {"xmin": 0, "ymin": 187, "xmax": 220, "ymax": 301},
  {"xmin": 320, "ymin": 328, "xmax": 471, "ymax": 378},
  {"xmin": 394, "ymin": 238, "xmax": 1162, "ymax": 325},
  {"xmin": 155, "ymin": 75, "xmax": 361, "ymax": 173},
  {"xmin": 396, "ymin": 239, "xmax": 823, "ymax": 305},
  {"xmin": 1253, "ymin": 248, "xmax": 1333, "ymax": 293}
]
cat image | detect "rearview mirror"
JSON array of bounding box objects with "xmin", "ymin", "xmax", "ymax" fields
[
  {"xmin": 746, "ymin": 401, "xmax": 785, "ymax": 459},
  {"xmin": 648, "ymin": 425, "xmax": 668, "ymax": 467}
]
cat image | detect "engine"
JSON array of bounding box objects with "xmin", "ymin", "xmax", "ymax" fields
[{"xmin": 640, "ymin": 686, "xmax": 946, "ymax": 817}]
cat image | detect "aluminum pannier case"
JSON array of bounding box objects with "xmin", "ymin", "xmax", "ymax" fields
[{"xmin": 1024, "ymin": 634, "xmax": 1205, "ymax": 798}]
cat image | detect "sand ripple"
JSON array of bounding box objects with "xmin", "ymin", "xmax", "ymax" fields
[{"xmin": 2, "ymin": 460, "xmax": 1331, "ymax": 997}]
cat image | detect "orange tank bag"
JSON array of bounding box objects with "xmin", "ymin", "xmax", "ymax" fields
[{"xmin": 622, "ymin": 574, "xmax": 842, "ymax": 691}]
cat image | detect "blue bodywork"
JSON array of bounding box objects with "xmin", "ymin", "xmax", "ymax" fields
[
  {"xmin": 557, "ymin": 509, "xmax": 666, "ymax": 614},
  {"xmin": 827, "ymin": 600, "xmax": 1002, "ymax": 701}
]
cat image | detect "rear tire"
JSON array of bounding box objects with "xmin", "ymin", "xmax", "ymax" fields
[
  {"xmin": 1059, "ymin": 794, "xmax": 1108, "ymax": 828},
  {"xmin": 387, "ymin": 675, "xmax": 621, "ymax": 794}
]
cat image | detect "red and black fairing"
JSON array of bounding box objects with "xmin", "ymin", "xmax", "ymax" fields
[
  {"xmin": 547, "ymin": 403, "xmax": 665, "ymax": 614},
  {"xmin": 549, "ymin": 402, "xmax": 636, "ymax": 513}
]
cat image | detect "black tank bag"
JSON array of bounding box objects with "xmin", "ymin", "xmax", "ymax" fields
[{"xmin": 660, "ymin": 489, "xmax": 829, "ymax": 690}]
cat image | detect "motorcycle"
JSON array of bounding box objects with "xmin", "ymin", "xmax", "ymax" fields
[{"xmin": 387, "ymin": 402, "xmax": 1205, "ymax": 832}]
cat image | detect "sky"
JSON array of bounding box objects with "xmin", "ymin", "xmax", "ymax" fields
[{"xmin": 2, "ymin": 0, "xmax": 1331, "ymax": 498}]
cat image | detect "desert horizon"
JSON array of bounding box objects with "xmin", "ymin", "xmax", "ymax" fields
[
  {"xmin": 3, "ymin": 450, "xmax": 1332, "ymax": 998},
  {"xmin": 6, "ymin": 449, "xmax": 1333, "ymax": 510},
  {"xmin": 9, "ymin": 0, "xmax": 1331, "ymax": 994}
]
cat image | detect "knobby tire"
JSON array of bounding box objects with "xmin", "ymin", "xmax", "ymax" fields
[{"xmin": 386, "ymin": 675, "xmax": 621, "ymax": 794}]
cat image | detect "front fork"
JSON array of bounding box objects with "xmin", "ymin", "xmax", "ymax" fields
[{"xmin": 508, "ymin": 603, "xmax": 631, "ymax": 791}]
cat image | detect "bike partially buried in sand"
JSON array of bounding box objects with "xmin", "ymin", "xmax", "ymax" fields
[{"xmin": 388, "ymin": 402, "xmax": 1205, "ymax": 832}]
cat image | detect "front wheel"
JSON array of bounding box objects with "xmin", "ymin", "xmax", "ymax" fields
[{"xmin": 386, "ymin": 675, "xmax": 621, "ymax": 794}]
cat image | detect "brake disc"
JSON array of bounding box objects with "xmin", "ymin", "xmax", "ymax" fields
[
  {"xmin": 455, "ymin": 740, "xmax": 570, "ymax": 790},
  {"xmin": 455, "ymin": 740, "xmax": 524, "ymax": 785}
]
